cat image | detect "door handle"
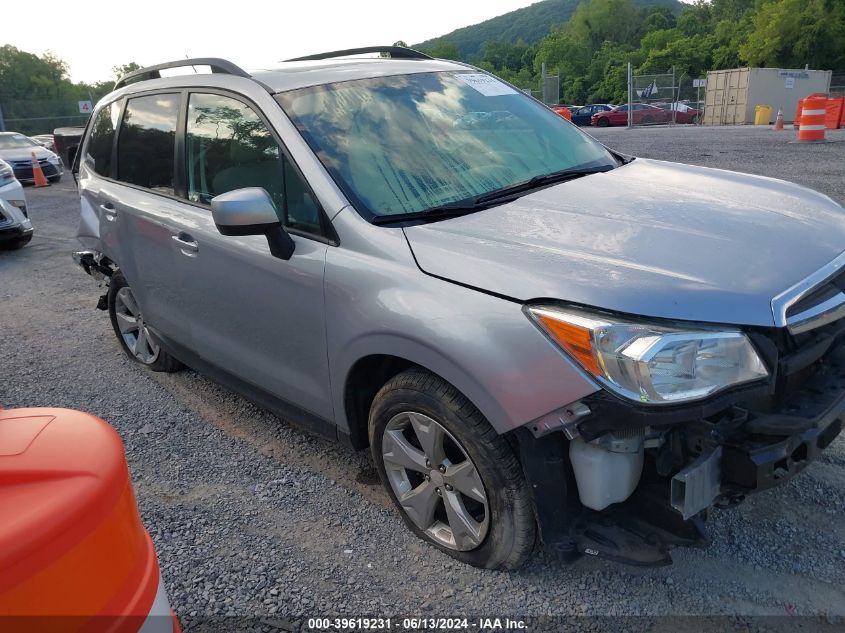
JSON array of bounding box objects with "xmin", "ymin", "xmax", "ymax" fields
[
  {"xmin": 100, "ymin": 202, "xmax": 117, "ymax": 221},
  {"xmin": 172, "ymin": 233, "xmax": 199, "ymax": 254}
]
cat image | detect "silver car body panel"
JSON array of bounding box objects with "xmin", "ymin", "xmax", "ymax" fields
[
  {"xmin": 325, "ymin": 207, "xmax": 601, "ymax": 434},
  {"xmin": 403, "ymin": 159, "xmax": 845, "ymax": 327},
  {"xmin": 250, "ymin": 58, "xmax": 470, "ymax": 92}
]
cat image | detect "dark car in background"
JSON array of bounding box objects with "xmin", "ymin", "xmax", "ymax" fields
[
  {"xmin": 570, "ymin": 104, "xmax": 612, "ymax": 126},
  {"xmin": 591, "ymin": 103, "xmax": 668, "ymax": 127}
]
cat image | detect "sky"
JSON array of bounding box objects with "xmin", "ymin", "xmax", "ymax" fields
[{"xmin": 3, "ymin": 0, "xmax": 550, "ymax": 84}]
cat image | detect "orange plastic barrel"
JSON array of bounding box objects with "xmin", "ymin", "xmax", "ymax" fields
[
  {"xmin": 797, "ymin": 96, "xmax": 828, "ymax": 142},
  {"xmin": 0, "ymin": 407, "xmax": 178, "ymax": 633},
  {"xmin": 825, "ymin": 97, "xmax": 844, "ymax": 129}
]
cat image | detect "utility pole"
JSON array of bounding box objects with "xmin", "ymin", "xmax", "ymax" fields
[
  {"xmin": 671, "ymin": 66, "xmax": 676, "ymax": 125},
  {"xmin": 0, "ymin": 104, "xmax": 5, "ymax": 132},
  {"xmin": 541, "ymin": 62, "xmax": 547, "ymax": 104},
  {"xmin": 627, "ymin": 62, "xmax": 633, "ymax": 129}
]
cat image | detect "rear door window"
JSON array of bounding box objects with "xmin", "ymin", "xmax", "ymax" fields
[
  {"xmin": 116, "ymin": 94, "xmax": 180, "ymax": 194},
  {"xmin": 85, "ymin": 101, "xmax": 121, "ymax": 176}
]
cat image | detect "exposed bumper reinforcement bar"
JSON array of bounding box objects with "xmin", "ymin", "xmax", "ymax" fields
[{"xmin": 72, "ymin": 250, "xmax": 114, "ymax": 281}]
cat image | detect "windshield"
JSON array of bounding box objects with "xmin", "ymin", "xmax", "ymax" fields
[
  {"xmin": 276, "ymin": 72, "xmax": 617, "ymax": 218},
  {"xmin": 0, "ymin": 134, "xmax": 39, "ymax": 150}
]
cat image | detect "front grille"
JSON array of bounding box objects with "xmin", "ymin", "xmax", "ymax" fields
[
  {"xmin": 11, "ymin": 160, "xmax": 58, "ymax": 180},
  {"xmin": 775, "ymin": 254, "xmax": 845, "ymax": 336},
  {"xmin": 10, "ymin": 158, "xmax": 49, "ymax": 168}
]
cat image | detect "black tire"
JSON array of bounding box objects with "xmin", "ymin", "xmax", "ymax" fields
[
  {"xmin": 108, "ymin": 272, "xmax": 183, "ymax": 372},
  {"xmin": 0, "ymin": 233, "xmax": 32, "ymax": 250},
  {"xmin": 597, "ymin": 117, "xmax": 610, "ymax": 127},
  {"xmin": 369, "ymin": 368, "xmax": 536, "ymax": 570},
  {"xmin": 48, "ymin": 174, "xmax": 62, "ymax": 183}
]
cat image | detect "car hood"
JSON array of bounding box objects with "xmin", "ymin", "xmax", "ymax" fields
[
  {"xmin": 403, "ymin": 159, "xmax": 845, "ymax": 327},
  {"xmin": 0, "ymin": 147, "xmax": 55, "ymax": 162}
]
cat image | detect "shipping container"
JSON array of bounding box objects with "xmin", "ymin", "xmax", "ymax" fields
[{"xmin": 703, "ymin": 68, "xmax": 832, "ymax": 125}]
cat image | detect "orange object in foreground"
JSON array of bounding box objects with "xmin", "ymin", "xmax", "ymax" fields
[{"xmin": 0, "ymin": 407, "xmax": 178, "ymax": 633}]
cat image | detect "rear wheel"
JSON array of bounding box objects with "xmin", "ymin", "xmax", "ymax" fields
[
  {"xmin": 369, "ymin": 369, "xmax": 536, "ymax": 570},
  {"xmin": 108, "ymin": 273, "xmax": 183, "ymax": 372}
]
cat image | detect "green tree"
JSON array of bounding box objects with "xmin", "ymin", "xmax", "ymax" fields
[
  {"xmin": 741, "ymin": 0, "xmax": 845, "ymax": 69},
  {"xmin": 112, "ymin": 62, "xmax": 142, "ymax": 79},
  {"xmin": 419, "ymin": 39, "xmax": 462, "ymax": 61}
]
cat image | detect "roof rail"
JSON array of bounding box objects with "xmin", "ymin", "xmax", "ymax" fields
[
  {"xmin": 285, "ymin": 46, "xmax": 432, "ymax": 62},
  {"xmin": 114, "ymin": 58, "xmax": 252, "ymax": 91}
]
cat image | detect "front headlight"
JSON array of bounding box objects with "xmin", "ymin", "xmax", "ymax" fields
[{"xmin": 526, "ymin": 305, "xmax": 769, "ymax": 404}]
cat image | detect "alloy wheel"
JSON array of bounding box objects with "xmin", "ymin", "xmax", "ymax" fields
[
  {"xmin": 381, "ymin": 411, "xmax": 489, "ymax": 551},
  {"xmin": 114, "ymin": 286, "xmax": 160, "ymax": 364}
]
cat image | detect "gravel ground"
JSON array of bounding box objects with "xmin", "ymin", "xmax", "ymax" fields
[{"xmin": 2, "ymin": 126, "xmax": 845, "ymax": 630}]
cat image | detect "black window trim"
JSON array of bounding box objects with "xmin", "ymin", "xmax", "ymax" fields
[
  {"xmin": 113, "ymin": 89, "xmax": 181, "ymax": 193},
  {"xmin": 80, "ymin": 95, "xmax": 125, "ymax": 179},
  {"xmin": 88, "ymin": 85, "xmax": 338, "ymax": 247}
]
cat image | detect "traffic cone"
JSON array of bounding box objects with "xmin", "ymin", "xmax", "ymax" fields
[
  {"xmin": 774, "ymin": 108, "xmax": 784, "ymax": 131},
  {"xmin": 30, "ymin": 152, "xmax": 49, "ymax": 187}
]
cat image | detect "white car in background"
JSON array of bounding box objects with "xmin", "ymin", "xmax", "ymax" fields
[{"xmin": 0, "ymin": 159, "xmax": 32, "ymax": 249}]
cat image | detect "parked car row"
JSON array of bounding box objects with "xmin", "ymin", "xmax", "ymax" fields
[{"xmin": 552, "ymin": 102, "xmax": 702, "ymax": 127}]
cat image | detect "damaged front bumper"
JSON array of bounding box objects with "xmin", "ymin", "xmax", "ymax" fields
[{"xmin": 517, "ymin": 333, "xmax": 845, "ymax": 566}]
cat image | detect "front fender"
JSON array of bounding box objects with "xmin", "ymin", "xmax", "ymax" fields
[{"xmin": 325, "ymin": 211, "xmax": 600, "ymax": 436}]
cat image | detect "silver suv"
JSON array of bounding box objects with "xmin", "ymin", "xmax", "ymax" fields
[{"xmin": 73, "ymin": 48, "xmax": 845, "ymax": 570}]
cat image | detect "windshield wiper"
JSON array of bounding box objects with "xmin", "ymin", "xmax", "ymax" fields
[
  {"xmin": 372, "ymin": 165, "xmax": 615, "ymax": 226},
  {"xmin": 372, "ymin": 202, "xmax": 486, "ymax": 226},
  {"xmin": 475, "ymin": 165, "xmax": 615, "ymax": 205}
]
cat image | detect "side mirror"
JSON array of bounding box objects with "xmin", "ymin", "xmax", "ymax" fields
[{"xmin": 210, "ymin": 187, "xmax": 295, "ymax": 260}]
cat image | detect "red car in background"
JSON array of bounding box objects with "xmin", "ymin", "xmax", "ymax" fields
[
  {"xmin": 591, "ymin": 103, "xmax": 668, "ymax": 127},
  {"xmin": 662, "ymin": 102, "xmax": 702, "ymax": 124}
]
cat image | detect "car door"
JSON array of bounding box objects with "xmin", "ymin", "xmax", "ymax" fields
[
  {"xmin": 172, "ymin": 91, "xmax": 333, "ymax": 421},
  {"xmin": 99, "ymin": 92, "xmax": 194, "ymax": 347},
  {"xmin": 573, "ymin": 106, "xmax": 591, "ymax": 126},
  {"xmin": 611, "ymin": 105, "xmax": 627, "ymax": 124}
]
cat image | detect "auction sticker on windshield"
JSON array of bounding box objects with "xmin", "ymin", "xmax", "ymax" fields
[{"xmin": 453, "ymin": 73, "xmax": 517, "ymax": 97}]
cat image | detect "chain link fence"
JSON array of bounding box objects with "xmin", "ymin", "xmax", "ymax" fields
[
  {"xmin": 630, "ymin": 71, "xmax": 676, "ymax": 126},
  {"xmin": 0, "ymin": 98, "xmax": 91, "ymax": 135},
  {"xmin": 542, "ymin": 74, "xmax": 560, "ymax": 106},
  {"xmin": 831, "ymin": 73, "xmax": 845, "ymax": 98},
  {"xmin": 630, "ymin": 70, "xmax": 703, "ymax": 126}
]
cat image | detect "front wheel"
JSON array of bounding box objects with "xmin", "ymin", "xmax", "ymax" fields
[
  {"xmin": 597, "ymin": 117, "xmax": 610, "ymax": 127},
  {"xmin": 108, "ymin": 273, "xmax": 183, "ymax": 372},
  {"xmin": 369, "ymin": 369, "xmax": 536, "ymax": 570}
]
